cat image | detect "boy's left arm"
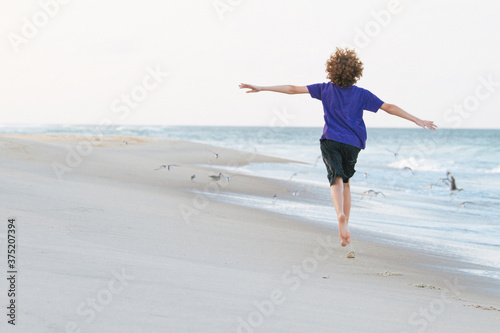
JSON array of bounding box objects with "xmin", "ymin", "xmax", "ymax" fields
[{"xmin": 381, "ymin": 103, "xmax": 437, "ymax": 130}]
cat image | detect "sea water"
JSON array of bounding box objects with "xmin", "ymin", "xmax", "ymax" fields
[{"xmin": 2, "ymin": 125, "xmax": 499, "ymax": 278}]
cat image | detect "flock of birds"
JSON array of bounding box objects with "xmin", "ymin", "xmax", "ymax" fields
[
  {"xmin": 152, "ymin": 146, "xmax": 309, "ymax": 203},
  {"xmin": 152, "ymin": 143, "xmax": 472, "ymax": 211},
  {"xmin": 361, "ymin": 144, "xmax": 470, "ymax": 210},
  {"xmin": 154, "ymin": 148, "xmax": 231, "ymax": 189}
]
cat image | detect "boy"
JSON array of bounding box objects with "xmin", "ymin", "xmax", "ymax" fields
[{"xmin": 239, "ymin": 47, "xmax": 437, "ymax": 247}]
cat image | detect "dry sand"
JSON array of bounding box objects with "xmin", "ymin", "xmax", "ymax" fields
[{"xmin": 1, "ymin": 134, "xmax": 499, "ymax": 333}]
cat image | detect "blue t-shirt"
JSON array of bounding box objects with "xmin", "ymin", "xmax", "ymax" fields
[{"xmin": 307, "ymin": 82, "xmax": 384, "ymax": 149}]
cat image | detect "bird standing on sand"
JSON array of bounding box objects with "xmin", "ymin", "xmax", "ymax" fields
[
  {"xmin": 209, "ymin": 172, "xmax": 223, "ymax": 182},
  {"xmin": 191, "ymin": 174, "xmax": 196, "ymax": 181},
  {"xmin": 155, "ymin": 164, "xmax": 180, "ymax": 171}
]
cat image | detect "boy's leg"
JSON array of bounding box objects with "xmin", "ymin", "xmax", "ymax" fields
[
  {"xmin": 330, "ymin": 176, "xmax": 350, "ymax": 246},
  {"xmin": 343, "ymin": 180, "xmax": 352, "ymax": 244},
  {"xmin": 343, "ymin": 180, "xmax": 351, "ymax": 220}
]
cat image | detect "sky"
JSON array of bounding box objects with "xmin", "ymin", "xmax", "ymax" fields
[{"xmin": 1, "ymin": 0, "xmax": 499, "ymax": 128}]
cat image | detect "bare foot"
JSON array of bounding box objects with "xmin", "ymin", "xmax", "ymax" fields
[{"xmin": 338, "ymin": 214, "xmax": 351, "ymax": 246}]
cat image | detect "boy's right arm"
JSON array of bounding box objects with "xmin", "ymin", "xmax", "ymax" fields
[
  {"xmin": 239, "ymin": 83, "xmax": 309, "ymax": 95},
  {"xmin": 380, "ymin": 103, "xmax": 437, "ymax": 130}
]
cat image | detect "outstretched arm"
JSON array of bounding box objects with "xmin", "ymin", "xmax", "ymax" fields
[
  {"xmin": 239, "ymin": 83, "xmax": 309, "ymax": 95},
  {"xmin": 380, "ymin": 103, "xmax": 437, "ymax": 130}
]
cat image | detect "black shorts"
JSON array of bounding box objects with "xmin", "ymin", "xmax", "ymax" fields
[{"xmin": 320, "ymin": 139, "xmax": 361, "ymax": 185}]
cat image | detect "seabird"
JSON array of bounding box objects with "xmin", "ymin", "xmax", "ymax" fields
[
  {"xmin": 402, "ymin": 166, "xmax": 414, "ymax": 174},
  {"xmin": 209, "ymin": 172, "xmax": 223, "ymax": 182},
  {"xmin": 425, "ymin": 184, "xmax": 434, "ymax": 190},
  {"xmin": 437, "ymin": 178, "xmax": 450, "ymax": 185},
  {"xmin": 206, "ymin": 148, "xmax": 222, "ymax": 159},
  {"xmin": 385, "ymin": 144, "xmax": 401, "ymax": 158},
  {"xmin": 446, "ymin": 172, "xmax": 462, "ymax": 192},
  {"xmin": 285, "ymin": 189, "xmax": 300, "ymax": 196},
  {"xmin": 457, "ymin": 201, "xmax": 473, "ymax": 209},
  {"xmin": 313, "ymin": 155, "xmax": 322, "ymax": 167},
  {"xmin": 361, "ymin": 190, "xmax": 386, "ymax": 200},
  {"xmin": 449, "ymin": 175, "xmax": 459, "ymax": 191},
  {"xmin": 155, "ymin": 164, "xmax": 180, "ymax": 171}
]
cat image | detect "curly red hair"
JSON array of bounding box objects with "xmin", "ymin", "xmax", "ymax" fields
[{"xmin": 326, "ymin": 48, "xmax": 364, "ymax": 88}]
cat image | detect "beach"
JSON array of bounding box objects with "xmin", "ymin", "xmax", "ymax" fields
[{"xmin": 1, "ymin": 134, "xmax": 499, "ymax": 333}]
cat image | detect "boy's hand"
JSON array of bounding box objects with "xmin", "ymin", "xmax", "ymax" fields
[
  {"xmin": 416, "ymin": 119, "xmax": 438, "ymax": 130},
  {"xmin": 239, "ymin": 83, "xmax": 261, "ymax": 93}
]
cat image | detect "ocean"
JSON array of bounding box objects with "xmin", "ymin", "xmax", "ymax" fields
[{"xmin": 2, "ymin": 125, "xmax": 499, "ymax": 279}]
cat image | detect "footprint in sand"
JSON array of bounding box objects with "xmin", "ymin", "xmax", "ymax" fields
[
  {"xmin": 412, "ymin": 283, "xmax": 441, "ymax": 290},
  {"xmin": 464, "ymin": 304, "xmax": 500, "ymax": 311},
  {"xmin": 376, "ymin": 271, "xmax": 402, "ymax": 277}
]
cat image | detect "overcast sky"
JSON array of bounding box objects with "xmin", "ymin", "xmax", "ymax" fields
[{"xmin": 1, "ymin": 0, "xmax": 499, "ymax": 128}]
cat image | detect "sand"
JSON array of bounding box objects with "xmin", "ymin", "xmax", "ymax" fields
[{"xmin": 1, "ymin": 134, "xmax": 499, "ymax": 333}]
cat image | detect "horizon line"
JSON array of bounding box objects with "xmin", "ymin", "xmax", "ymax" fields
[{"xmin": 0, "ymin": 123, "xmax": 499, "ymax": 130}]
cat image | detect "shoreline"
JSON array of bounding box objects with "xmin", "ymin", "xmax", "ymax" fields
[
  {"xmin": 1, "ymin": 134, "xmax": 499, "ymax": 332},
  {"xmin": 197, "ymin": 184, "xmax": 500, "ymax": 298}
]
